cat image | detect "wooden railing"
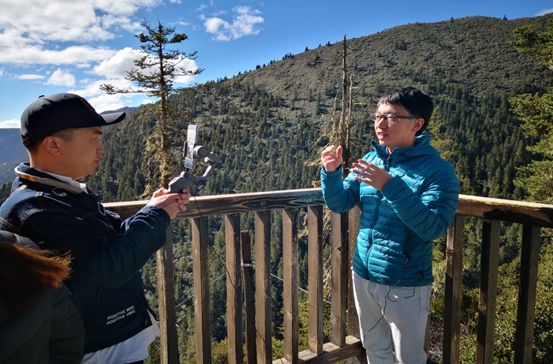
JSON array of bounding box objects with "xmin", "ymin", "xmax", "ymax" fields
[{"xmin": 105, "ymin": 189, "xmax": 553, "ymax": 364}]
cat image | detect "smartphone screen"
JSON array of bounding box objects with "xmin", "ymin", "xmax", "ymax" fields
[{"xmin": 184, "ymin": 124, "xmax": 198, "ymax": 170}]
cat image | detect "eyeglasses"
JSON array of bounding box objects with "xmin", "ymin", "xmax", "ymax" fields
[{"xmin": 369, "ymin": 112, "xmax": 418, "ymax": 125}]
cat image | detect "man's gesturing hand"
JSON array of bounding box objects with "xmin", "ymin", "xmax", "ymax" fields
[
  {"xmin": 321, "ymin": 145, "xmax": 343, "ymax": 172},
  {"xmin": 351, "ymin": 159, "xmax": 391, "ymax": 191}
]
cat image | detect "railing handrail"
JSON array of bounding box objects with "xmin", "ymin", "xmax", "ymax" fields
[{"xmin": 104, "ymin": 189, "xmax": 553, "ymax": 227}]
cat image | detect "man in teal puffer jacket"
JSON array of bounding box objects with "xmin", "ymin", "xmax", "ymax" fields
[{"xmin": 321, "ymin": 86, "xmax": 459, "ymax": 364}]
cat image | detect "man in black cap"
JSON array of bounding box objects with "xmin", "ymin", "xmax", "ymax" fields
[{"xmin": 0, "ymin": 93, "xmax": 190, "ymax": 363}]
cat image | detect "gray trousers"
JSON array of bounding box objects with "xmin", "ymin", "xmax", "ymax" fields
[{"xmin": 352, "ymin": 271, "xmax": 431, "ymax": 364}]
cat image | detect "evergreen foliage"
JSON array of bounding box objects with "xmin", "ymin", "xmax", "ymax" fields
[{"xmin": 510, "ymin": 20, "xmax": 553, "ymax": 203}]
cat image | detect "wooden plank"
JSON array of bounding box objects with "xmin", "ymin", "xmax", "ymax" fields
[
  {"xmin": 282, "ymin": 209, "xmax": 299, "ymax": 363},
  {"xmin": 255, "ymin": 210, "xmax": 273, "ymax": 363},
  {"xmin": 273, "ymin": 335, "xmax": 364, "ymax": 364},
  {"xmin": 241, "ymin": 230, "xmax": 257, "ymax": 364},
  {"xmin": 225, "ymin": 214, "xmax": 243, "ymax": 364},
  {"xmin": 330, "ymin": 211, "xmax": 348, "ymax": 346},
  {"xmin": 476, "ymin": 220, "xmax": 500, "ymax": 364},
  {"xmin": 192, "ymin": 217, "xmax": 212, "ymax": 364},
  {"xmin": 156, "ymin": 228, "xmax": 179, "ymax": 364},
  {"xmin": 104, "ymin": 191, "xmax": 553, "ymax": 228},
  {"xmin": 456, "ymin": 194, "xmax": 553, "ymax": 227},
  {"xmin": 514, "ymin": 225, "xmax": 540, "ymax": 364},
  {"xmin": 347, "ymin": 206, "xmax": 361, "ymax": 337},
  {"xmin": 105, "ymin": 189, "xmax": 325, "ymax": 218},
  {"xmin": 307, "ymin": 206, "xmax": 324, "ymax": 355},
  {"xmin": 443, "ymin": 215, "xmax": 465, "ymax": 364}
]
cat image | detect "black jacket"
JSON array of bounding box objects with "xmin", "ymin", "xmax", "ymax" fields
[
  {"xmin": 0, "ymin": 286, "xmax": 85, "ymax": 364},
  {"xmin": 0, "ymin": 231, "xmax": 84, "ymax": 363},
  {"xmin": 0, "ymin": 163, "xmax": 170, "ymax": 353}
]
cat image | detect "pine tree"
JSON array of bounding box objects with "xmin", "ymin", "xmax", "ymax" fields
[
  {"xmin": 509, "ymin": 22, "xmax": 553, "ymax": 203},
  {"xmin": 101, "ymin": 21, "xmax": 202, "ymax": 190}
]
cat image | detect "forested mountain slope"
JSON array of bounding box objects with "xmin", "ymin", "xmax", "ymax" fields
[{"xmin": 90, "ymin": 15, "xmax": 553, "ymax": 203}]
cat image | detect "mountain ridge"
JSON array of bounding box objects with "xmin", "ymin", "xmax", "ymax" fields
[{"xmin": 236, "ymin": 15, "xmax": 549, "ymax": 101}]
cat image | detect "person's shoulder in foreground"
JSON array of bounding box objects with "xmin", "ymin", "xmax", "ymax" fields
[{"xmin": 0, "ymin": 230, "xmax": 84, "ymax": 364}]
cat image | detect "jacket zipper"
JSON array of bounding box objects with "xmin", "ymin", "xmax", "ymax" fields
[{"xmin": 366, "ymin": 155, "xmax": 392, "ymax": 270}]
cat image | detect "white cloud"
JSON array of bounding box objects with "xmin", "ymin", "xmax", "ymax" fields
[
  {"xmin": 0, "ymin": 0, "xmax": 160, "ymax": 42},
  {"xmin": 173, "ymin": 57, "xmax": 201, "ymax": 84},
  {"xmin": 0, "ymin": 44, "xmax": 115, "ymax": 66},
  {"xmin": 0, "ymin": 0, "xmax": 157, "ymax": 67},
  {"xmin": 0, "ymin": 118, "xmax": 20, "ymax": 128},
  {"xmin": 68, "ymin": 78, "xmax": 137, "ymax": 113},
  {"xmin": 203, "ymin": 6, "xmax": 263, "ymax": 41},
  {"xmin": 204, "ymin": 18, "xmax": 231, "ymax": 41},
  {"xmin": 537, "ymin": 8, "xmax": 553, "ymax": 16},
  {"xmin": 196, "ymin": 0, "xmax": 214, "ymax": 12},
  {"xmin": 89, "ymin": 93, "xmax": 130, "ymax": 113},
  {"xmin": 47, "ymin": 69, "xmax": 76, "ymax": 86},
  {"xmin": 94, "ymin": 47, "xmax": 200, "ymax": 85},
  {"xmin": 17, "ymin": 74, "xmax": 45, "ymax": 80},
  {"xmin": 94, "ymin": 47, "xmax": 144, "ymax": 78}
]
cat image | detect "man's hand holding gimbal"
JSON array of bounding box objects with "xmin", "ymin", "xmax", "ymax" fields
[{"xmin": 147, "ymin": 188, "xmax": 190, "ymax": 219}]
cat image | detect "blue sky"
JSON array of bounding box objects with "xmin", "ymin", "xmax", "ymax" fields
[{"xmin": 0, "ymin": 0, "xmax": 551, "ymax": 128}]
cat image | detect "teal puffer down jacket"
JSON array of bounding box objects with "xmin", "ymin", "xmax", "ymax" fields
[{"xmin": 321, "ymin": 135, "xmax": 459, "ymax": 286}]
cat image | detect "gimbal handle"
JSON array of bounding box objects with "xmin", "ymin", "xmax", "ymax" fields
[{"xmin": 168, "ymin": 145, "xmax": 220, "ymax": 193}]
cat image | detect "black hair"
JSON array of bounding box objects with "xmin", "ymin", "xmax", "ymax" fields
[
  {"xmin": 377, "ymin": 86, "xmax": 434, "ymax": 135},
  {"xmin": 26, "ymin": 128, "xmax": 75, "ymax": 152}
]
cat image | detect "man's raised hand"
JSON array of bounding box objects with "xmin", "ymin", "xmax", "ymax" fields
[{"xmin": 321, "ymin": 145, "xmax": 343, "ymax": 172}]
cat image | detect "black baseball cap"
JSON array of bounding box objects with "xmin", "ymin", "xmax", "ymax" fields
[{"xmin": 20, "ymin": 93, "xmax": 126, "ymax": 148}]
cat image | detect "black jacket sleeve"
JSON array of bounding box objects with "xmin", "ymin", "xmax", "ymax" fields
[{"xmin": 21, "ymin": 205, "xmax": 170, "ymax": 289}]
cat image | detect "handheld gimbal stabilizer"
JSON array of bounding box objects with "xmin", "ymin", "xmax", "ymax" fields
[{"xmin": 168, "ymin": 124, "xmax": 220, "ymax": 193}]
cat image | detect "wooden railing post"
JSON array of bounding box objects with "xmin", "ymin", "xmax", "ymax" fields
[
  {"xmin": 240, "ymin": 231, "xmax": 257, "ymax": 364},
  {"xmin": 476, "ymin": 220, "xmax": 500, "ymax": 364},
  {"xmin": 347, "ymin": 207, "xmax": 367, "ymax": 364},
  {"xmin": 307, "ymin": 206, "xmax": 324, "ymax": 355},
  {"xmin": 514, "ymin": 224, "xmax": 540, "ymax": 364},
  {"xmin": 225, "ymin": 214, "xmax": 243, "ymax": 364},
  {"xmin": 255, "ymin": 211, "xmax": 272, "ymax": 363},
  {"xmin": 192, "ymin": 217, "xmax": 211, "ymax": 364},
  {"xmin": 443, "ymin": 215, "xmax": 465, "ymax": 364},
  {"xmin": 156, "ymin": 228, "xmax": 179, "ymax": 364},
  {"xmin": 283, "ymin": 209, "xmax": 299, "ymax": 363},
  {"xmin": 330, "ymin": 211, "xmax": 348, "ymax": 346}
]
